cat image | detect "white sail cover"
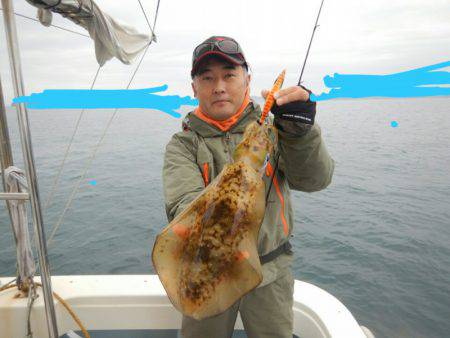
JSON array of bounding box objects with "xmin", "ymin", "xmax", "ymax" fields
[{"xmin": 26, "ymin": 0, "xmax": 153, "ymax": 66}]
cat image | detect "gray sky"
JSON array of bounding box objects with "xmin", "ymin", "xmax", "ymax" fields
[{"xmin": 1, "ymin": 0, "xmax": 450, "ymax": 103}]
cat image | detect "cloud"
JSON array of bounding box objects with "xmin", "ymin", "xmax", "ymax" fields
[{"xmin": 1, "ymin": 0, "xmax": 449, "ymax": 102}]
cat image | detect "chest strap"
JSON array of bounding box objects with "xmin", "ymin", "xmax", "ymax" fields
[{"xmin": 259, "ymin": 241, "xmax": 292, "ymax": 265}]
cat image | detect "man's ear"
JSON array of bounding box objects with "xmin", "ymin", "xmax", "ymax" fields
[
  {"xmin": 191, "ymin": 81, "xmax": 197, "ymax": 98},
  {"xmin": 245, "ymin": 73, "xmax": 251, "ymax": 87}
]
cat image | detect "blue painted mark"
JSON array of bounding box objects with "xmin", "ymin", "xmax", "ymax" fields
[
  {"xmin": 391, "ymin": 121, "xmax": 398, "ymax": 128},
  {"xmin": 12, "ymin": 85, "xmax": 198, "ymax": 118},
  {"xmin": 12, "ymin": 61, "xmax": 450, "ymax": 110},
  {"xmin": 89, "ymin": 180, "xmax": 97, "ymax": 186},
  {"xmin": 311, "ymin": 61, "xmax": 450, "ymax": 102}
]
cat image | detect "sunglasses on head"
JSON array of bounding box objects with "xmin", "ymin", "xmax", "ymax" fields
[{"xmin": 193, "ymin": 39, "xmax": 243, "ymax": 60}]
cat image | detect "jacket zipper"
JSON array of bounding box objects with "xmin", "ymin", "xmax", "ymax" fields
[{"xmin": 224, "ymin": 132, "xmax": 233, "ymax": 163}]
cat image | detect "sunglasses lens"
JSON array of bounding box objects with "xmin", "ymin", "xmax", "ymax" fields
[
  {"xmin": 194, "ymin": 43, "xmax": 212, "ymax": 59},
  {"xmin": 217, "ymin": 40, "xmax": 240, "ymax": 53}
]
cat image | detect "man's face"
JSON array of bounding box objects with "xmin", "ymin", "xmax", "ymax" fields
[{"xmin": 192, "ymin": 57, "xmax": 250, "ymax": 121}]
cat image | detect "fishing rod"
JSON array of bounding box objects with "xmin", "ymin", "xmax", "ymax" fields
[
  {"xmin": 265, "ymin": 0, "xmax": 326, "ymax": 203},
  {"xmin": 298, "ymin": 0, "xmax": 325, "ymax": 85},
  {"xmin": 260, "ymin": 0, "xmax": 325, "ymax": 125}
]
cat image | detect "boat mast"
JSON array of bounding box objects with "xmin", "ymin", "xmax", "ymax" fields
[{"xmin": 1, "ymin": 1, "xmax": 59, "ymax": 337}]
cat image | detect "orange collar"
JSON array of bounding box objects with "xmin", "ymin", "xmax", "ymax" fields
[{"xmin": 194, "ymin": 89, "xmax": 250, "ymax": 132}]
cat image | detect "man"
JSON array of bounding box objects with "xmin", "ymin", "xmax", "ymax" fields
[{"xmin": 163, "ymin": 36, "xmax": 334, "ymax": 338}]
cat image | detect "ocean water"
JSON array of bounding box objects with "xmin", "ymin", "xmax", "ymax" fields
[{"xmin": 1, "ymin": 98, "xmax": 449, "ymax": 338}]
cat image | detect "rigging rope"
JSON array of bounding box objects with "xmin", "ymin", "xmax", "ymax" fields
[
  {"xmin": 48, "ymin": 45, "xmax": 151, "ymax": 246},
  {"xmin": 0, "ymin": 8, "xmax": 90, "ymax": 38},
  {"xmin": 43, "ymin": 0, "xmax": 160, "ymax": 236},
  {"xmin": 138, "ymin": 0, "xmax": 155, "ymax": 37},
  {"xmin": 152, "ymin": 0, "xmax": 161, "ymax": 37},
  {"xmin": 26, "ymin": 281, "xmax": 38, "ymax": 337},
  {"xmin": 0, "ymin": 282, "xmax": 91, "ymax": 338},
  {"xmin": 138, "ymin": 0, "xmax": 161, "ymax": 40},
  {"xmin": 48, "ymin": 0, "xmax": 160, "ymax": 245},
  {"xmin": 0, "ymin": 278, "xmax": 16, "ymax": 291},
  {"xmin": 44, "ymin": 65, "xmax": 102, "ymax": 213},
  {"xmin": 2, "ymin": 2, "xmax": 159, "ymax": 336}
]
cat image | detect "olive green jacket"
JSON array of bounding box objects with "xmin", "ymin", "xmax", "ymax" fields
[{"xmin": 162, "ymin": 101, "xmax": 334, "ymax": 286}]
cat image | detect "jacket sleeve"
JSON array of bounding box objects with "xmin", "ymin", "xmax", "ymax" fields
[
  {"xmin": 276, "ymin": 118, "xmax": 335, "ymax": 192},
  {"xmin": 163, "ymin": 133, "xmax": 204, "ymax": 222}
]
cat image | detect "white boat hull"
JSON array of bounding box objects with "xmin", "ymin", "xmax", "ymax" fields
[{"xmin": 0, "ymin": 275, "xmax": 372, "ymax": 338}]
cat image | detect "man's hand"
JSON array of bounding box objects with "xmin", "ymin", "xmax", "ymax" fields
[
  {"xmin": 261, "ymin": 86, "xmax": 310, "ymax": 105},
  {"xmin": 261, "ymin": 85, "xmax": 316, "ymax": 126}
]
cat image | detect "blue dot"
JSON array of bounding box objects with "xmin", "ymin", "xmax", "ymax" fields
[
  {"xmin": 391, "ymin": 121, "xmax": 398, "ymax": 128},
  {"xmin": 89, "ymin": 180, "xmax": 97, "ymax": 186}
]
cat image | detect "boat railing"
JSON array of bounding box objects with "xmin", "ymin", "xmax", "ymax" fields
[{"xmin": 1, "ymin": 0, "xmax": 60, "ymax": 336}]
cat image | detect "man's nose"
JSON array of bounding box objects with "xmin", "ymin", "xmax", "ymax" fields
[{"xmin": 213, "ymin": 79, "xmax": 226, "ymax": 94}]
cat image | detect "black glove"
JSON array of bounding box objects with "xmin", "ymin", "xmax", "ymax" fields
[{"xmin": 270, "ymin": 86, "xmax": 316, "ymax": 125}]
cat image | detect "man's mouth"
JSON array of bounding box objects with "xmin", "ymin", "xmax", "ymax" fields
[{"xmin": 213, "ymin": 99, "xmax": 230, "ymax": 105}]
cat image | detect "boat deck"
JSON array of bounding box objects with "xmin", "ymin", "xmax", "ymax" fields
[
  {"xmin": 62, "ymin": 329, "xmax": 300, "ymax": 337},
  {"xmin": 1, "ymin": 275, "xmax": 370, "ymax": 338}
]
